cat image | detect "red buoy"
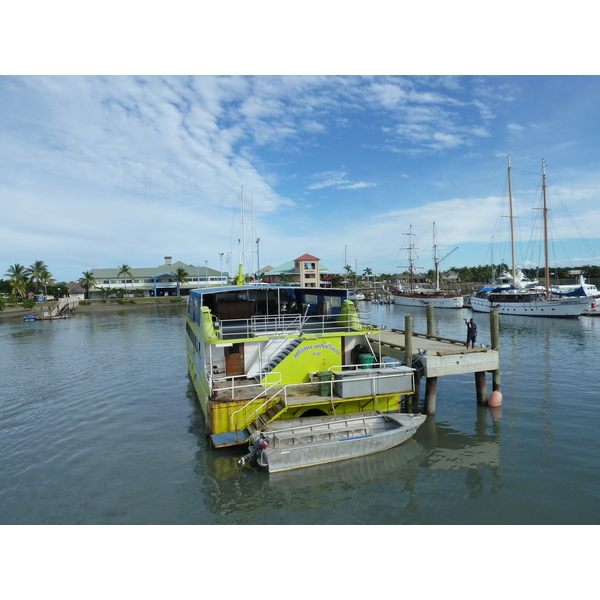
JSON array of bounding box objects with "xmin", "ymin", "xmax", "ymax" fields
[{"xmin": 488, "ymin": 390, "xmax": 503, "ymax": 407}]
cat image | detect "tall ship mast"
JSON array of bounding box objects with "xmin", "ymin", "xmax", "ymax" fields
[{"xmin": 470, "ymin": 157, "xmax": 593, "ymax": 318}]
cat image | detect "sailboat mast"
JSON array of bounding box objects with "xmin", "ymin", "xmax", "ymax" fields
[
  {"xmin": 542, "ymin": 159, "xmax": 550, "ymax": 296},
  {"xmin": 507, "ymin": 155, "xmax": 517, "ymax": 286},
  {"xmin": 433, "ymin": 222, "xmax": 440, "ymax": 292},
  {"xmin": 405, "ymin": 225, "xmax": 414, "ymax": 291},
  {"xmin": 240, "ymin": 186, "xmax": 246, "ymax": 281},
  {"xmin": 251, "ymin": 191, "xmax": 256, "ymax": 282}
]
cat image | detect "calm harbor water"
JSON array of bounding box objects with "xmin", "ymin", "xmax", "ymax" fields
[{"xmin": 1, "ymin": 303, "xmax": 599, "ymax": 525}]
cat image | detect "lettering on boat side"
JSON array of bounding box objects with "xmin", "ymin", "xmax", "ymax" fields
[{"xmin": 293, "ymin": 343, "xmax": 340, "ymax": 359}]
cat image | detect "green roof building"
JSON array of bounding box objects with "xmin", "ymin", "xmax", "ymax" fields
[{"xmin": 87, "ymin": 256, "xmax": 228, "ymax": 298}]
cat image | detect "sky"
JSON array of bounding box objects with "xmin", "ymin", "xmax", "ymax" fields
[{"xmin": 2, "ymin": 5, "xmax": 600, "ymax": 284}]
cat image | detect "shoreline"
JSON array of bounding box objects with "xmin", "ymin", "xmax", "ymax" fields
[{"xmin": 0, "ymin": 299, "xmax": 187, "ymax": 320}]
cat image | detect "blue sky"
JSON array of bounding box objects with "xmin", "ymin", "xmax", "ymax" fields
[{"xmin": 2, "ymin": 8, "xmax": 600, "ymax": 283}]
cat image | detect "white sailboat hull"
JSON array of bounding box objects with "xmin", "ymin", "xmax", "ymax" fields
[
  {"xmin": 470, "ymin": 294, "xmax": 592, "ymax": 317},
  {"xmin": 392, "ymin": 292, "xmax": 464, "ymax": 308}
]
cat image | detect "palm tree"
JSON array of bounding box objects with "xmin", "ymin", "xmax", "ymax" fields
[
  {"xmin": 173, "ymin": 267, "xmax": 189, "ymax": 296},
  {"xmin": 5, "ymin": 263, "xmax": 29, "ymax": 300},
  {"xmin": 27, "ymin": 260, "xmax": 53, "ymax": 299},
  {"xmin": 362, "ymin": 267, "xmax": 373, "ymax": 287},
  {"xmin": 80, "ymin": 271, "xmax": 97, "ymax": 300},
  {"xmin": 343, "ymin": 264, "xmax": 355, "ymax": 288},
  {"xmin": 117, "ymin": 264, "xmax": 134, "ymax": 298}
]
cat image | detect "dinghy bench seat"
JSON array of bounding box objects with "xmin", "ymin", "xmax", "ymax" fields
[{"xmin": 338, "ymin": 428, "xmax": 369, "ymax": 439}]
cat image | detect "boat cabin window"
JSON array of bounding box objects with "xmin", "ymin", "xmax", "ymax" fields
[{"xmin": 197, "ymin": 288, "xmax": 347, "ymax": 322}]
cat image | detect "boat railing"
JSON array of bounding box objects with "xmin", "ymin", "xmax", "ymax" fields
[
  {"xmin": 229, "ymin": 373, "xmax": 287, "ymax": 435},
  {"xmin": 327, "ymin": 360, "xmax": 401, "ymax": 372},
  {"xmin": 216, "ymin": 311, "xmax": 375, "ymax": 340},
  {"xmin": 211, "ymin": 371, "xmax": 282, "ymax": 402},
  {"xmin": 233, "ymin": 362, "xmax": 413, "ymax": 434},
  {"xmin": 288, "ymin": 365, "xmax": 412, "ymax": 400}
]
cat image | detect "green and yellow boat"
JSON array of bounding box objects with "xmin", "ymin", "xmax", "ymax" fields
[{"xmin": 186, "ymin": 285, "xmax": 417, "ymax": 448}]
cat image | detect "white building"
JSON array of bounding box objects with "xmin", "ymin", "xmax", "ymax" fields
[{"xmin": 87, "ymin": 257, "xmax": 228, "ymax": 299}]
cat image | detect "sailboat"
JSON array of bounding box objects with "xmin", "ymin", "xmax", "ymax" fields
[
  {"xmin": 470, "ymin": 157, "xmax": 593, "ymax": 318},
  {"xmin": 391, "ymin": 223, "xmax": 464, "ymax": 308}
]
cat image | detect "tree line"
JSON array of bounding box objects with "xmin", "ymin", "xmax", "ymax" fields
[{"xmin": 326, "ymin": 263, "xmax": 600, "ymax": 287}]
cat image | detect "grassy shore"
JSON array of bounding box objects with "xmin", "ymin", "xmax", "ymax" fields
[{"xmin": 0, "ymin": 297, "xmax": 187, "ymax": 320}]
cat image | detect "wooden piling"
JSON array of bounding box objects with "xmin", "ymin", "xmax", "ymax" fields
[
  {"xmin": 425, "ymin": 376, "xmax": 437, "ymax": 415},
  {"xmin": 413, "ymin": 375, "xmax": 421, "ymax": 407},
  {"xmin": 475, "ymin": 371, "xmax": 488, "ymax": 405},
  {"xmin": 404, "ymin": 314, "xmax": 413, "ymax": 367},
  {"xmin": 404, "ymin": 314, "xmax": 416, "ymax": 412},
  {"xmin": 426, "ymin": 304, "xmax": 434, "ymax": 337},
  {"xmin": 490, "ymin": 309, "xmax": 501, "ymax": 391}
]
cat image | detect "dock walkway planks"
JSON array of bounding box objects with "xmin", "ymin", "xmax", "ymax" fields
[{"xmin": 368, "ymin": 328, "xmax": 499, "ymax": 378}]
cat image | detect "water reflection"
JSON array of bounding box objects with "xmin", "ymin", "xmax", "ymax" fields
[
  {"xmin": 268, "ymin": 440, "xmax": 423, "ymax": 490},
  {"xmin": 419, "ymin": 408, "xmax": 504, "ymax": 497},
  {"xmin": 188, "ymin": 375, "xmax": 506, "ymax": 520}
]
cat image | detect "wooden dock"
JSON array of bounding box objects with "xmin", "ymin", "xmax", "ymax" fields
[
  {"xmin": 368, "ymin": 329, "xmax": 499, "ymax": 377},
  {"xmin": 366, "ymin": 308, "xmax": 501, "ymax": 415}
]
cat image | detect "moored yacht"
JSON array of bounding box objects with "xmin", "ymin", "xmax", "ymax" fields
[{"xmin": 471, "ymin": 157, "xmax": 593, "ymax": 318}]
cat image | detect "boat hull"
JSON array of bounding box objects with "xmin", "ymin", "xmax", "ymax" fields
[
  {"xmin": 470, "ymin": 295, "xmax": 592, "ymax": 317},
  {"xmin": 392, "ymin": 293, "xmax": 464, "ymax": 308},
  {"xmin": 255, "ymin": 413, "xmax": 426, "ymax": 473}
]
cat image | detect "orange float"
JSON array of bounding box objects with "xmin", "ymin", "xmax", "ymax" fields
[{"xmin": 488, "ymin": 390, "xmax": 503, "ymax": 407}]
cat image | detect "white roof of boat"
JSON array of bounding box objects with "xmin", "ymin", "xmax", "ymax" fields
[{"xmin": 190, "ymin": 285, "xmax": 348, "ymax": 295}]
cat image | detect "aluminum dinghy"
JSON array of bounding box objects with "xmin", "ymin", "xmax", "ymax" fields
[{"xmin": 242, "ymin": 412, "xmax": 426, "ymax": 473}]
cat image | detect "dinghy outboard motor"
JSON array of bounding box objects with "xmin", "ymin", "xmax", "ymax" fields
[{"xmin": 238, "ymin": 432, "xmax": 269, "ymax": 465}]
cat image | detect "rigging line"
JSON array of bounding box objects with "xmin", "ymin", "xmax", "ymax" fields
[
  {"xmin": 511, "ymin": 167, "xmax": 541, "ymax": 177},
  {"xmin": 546, "ymin": 177, "xmax": 599, "ymax": 261}
]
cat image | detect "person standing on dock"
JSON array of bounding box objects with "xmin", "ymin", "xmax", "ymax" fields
[{"xmin": 464, "ymin": 317, "xmax": 477, "ymax": 349}]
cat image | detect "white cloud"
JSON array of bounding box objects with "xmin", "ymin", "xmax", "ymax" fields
[
  {"xmin": 507, "ymin": 123, "xmax": 525, "ymax": 133},
  {"xmin": 307, "ymin": 171, "xmax": 375, "ymax": 191}
]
